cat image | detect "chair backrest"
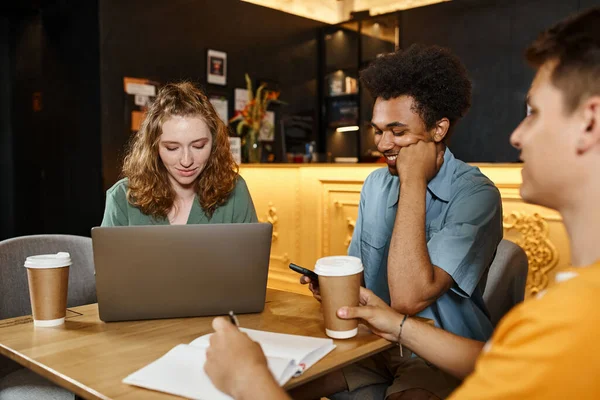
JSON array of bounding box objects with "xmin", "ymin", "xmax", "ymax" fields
[
  {"xmin": 0, "ymin": 234, "xmax": 97, "ymax": 320},
  {"xmin": 483, "ymin": 239, "xmax": 529, "ymax": 326}
]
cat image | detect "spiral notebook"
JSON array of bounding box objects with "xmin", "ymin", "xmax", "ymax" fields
[{"xmin": 123, "ymin": 329, "xmax": 336, "ymax": 400}]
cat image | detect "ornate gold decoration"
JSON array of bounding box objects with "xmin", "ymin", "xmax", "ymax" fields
[
  {"xmin": 258, "ymin": 202, "xmax": 290, "ymax": 266},
  {"xmin": 295, "ymin": 177, "xmax": 301, "ymax": 258},
  {"xmin": 259, "ymin": 202, "xmax": 279, "ymax": 241},
  {"xmin": 329, "ymin": 196, "xmax": 360, "ymax": 253},
  {"xmin": 270, "ymin": 252, "xmax": 290, "ymax": 265},
  {"xmin": 503, "ymin": 212, "xmax": 559, "ymax": 295},
  {"xmin": 344, "ymin": 217, "xmax": 356, "ymax": 247}
]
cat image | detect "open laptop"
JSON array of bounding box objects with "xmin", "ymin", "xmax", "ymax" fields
[{"xmin": 91, "ymin": 223, "xmax": 272, "ymax": 322}]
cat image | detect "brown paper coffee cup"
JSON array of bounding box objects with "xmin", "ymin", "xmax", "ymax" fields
[
  {"xmin": 24, "ymin": 252, "xmax": 72, "ymax": 327},
  {"xmin": 315, "ymin": 256, "xmax": 364, "ymax": 339}
]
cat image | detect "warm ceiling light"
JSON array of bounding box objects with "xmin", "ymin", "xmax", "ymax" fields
[{"xmin": 241, "ymin": 0, "xmax": 451, "ymax": 24}]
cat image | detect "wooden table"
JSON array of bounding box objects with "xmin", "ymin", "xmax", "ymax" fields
[{"xmin": 0, "ymin": 289, "xmax": 393, "ymax": 399}]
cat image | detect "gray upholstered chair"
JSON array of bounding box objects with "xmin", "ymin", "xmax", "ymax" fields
[
  {"xmin": 482, "ymin": 239, "xmax": 529, "ymax": 326},
  {"xmin": 0, "ymin": 234, "xmax": 97, "ymax": 400}
]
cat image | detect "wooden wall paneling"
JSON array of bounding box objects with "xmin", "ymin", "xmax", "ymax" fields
[
  {"xmin": 319, "ymin": 180, "xmax": 362, "ymax": 257},
  {"xmin": 240, "ymin": 167, "xmax": 302, "ymax": 294},
  {"xmin": 240, "ymin": 164, "xmax": 572, "ymax": 299}
]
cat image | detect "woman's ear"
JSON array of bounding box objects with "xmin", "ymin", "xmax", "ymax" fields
[{"xmin": 432, "ymin": 118, "xmax": 450, "ymax": 143}]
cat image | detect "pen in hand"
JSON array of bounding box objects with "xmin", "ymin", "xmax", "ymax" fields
[{"xmin": 228, "ymin": 310, "xmax": 240, "ymax": 327}]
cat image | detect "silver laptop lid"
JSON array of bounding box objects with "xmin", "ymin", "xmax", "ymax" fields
[{"xmin": 92, "ymin": 223, "xmax": 272, "ymax": 322}]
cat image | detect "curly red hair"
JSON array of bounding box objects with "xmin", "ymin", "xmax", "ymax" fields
[{"xmin": 122, "ymin": 81, "xmax": 238, "ymax": 219}]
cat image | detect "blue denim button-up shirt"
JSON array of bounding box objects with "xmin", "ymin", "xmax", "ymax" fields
[{"xmin": 348, "ymin": 149, "xmax": 502, "ymax": 341}]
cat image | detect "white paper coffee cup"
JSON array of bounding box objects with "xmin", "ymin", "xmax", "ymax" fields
[
  {"xmin": 24, "ymin": 252, "xmax": 72, "ymax": 327},
  {"xmin": 315, "ymin": 256, "xmax": 364, "ymax": 339}
]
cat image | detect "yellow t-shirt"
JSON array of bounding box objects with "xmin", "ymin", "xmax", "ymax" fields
[{"xmin": 449, "ymin": 262, "xmax": 600, "ymax": 399}]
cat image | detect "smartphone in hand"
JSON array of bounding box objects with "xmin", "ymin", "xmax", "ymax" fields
[{"xmin": 289, "ymin": 263, "xmax": 319, "ymax": 283}]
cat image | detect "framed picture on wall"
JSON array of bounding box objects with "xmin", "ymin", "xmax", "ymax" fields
[{"xmin": 207, "ymin": 49, "xmax": 227, "ymax": 86}]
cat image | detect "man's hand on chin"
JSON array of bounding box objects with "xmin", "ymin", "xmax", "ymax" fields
[{"xmin": 396, "ymin": 141, "xmax": 444, "ymax": 184}]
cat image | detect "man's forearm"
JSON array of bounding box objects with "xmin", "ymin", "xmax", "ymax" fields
[
  {"xmin": 388, "ymin": 178, "xmax": 434, "ymax": 313},
  {"xmin": 403, "ymin": 318, "xmax": 484, "ymax": 380}
]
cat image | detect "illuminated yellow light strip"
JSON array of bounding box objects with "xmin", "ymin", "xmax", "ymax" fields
[{"xmin": 336, "ymin": 125, "xmax": 360, "ymax": 132}]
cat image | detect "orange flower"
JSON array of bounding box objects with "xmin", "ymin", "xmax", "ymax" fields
[{"xmin": 229, "ymin": 73, "xmax": 285, "ymax": 137}]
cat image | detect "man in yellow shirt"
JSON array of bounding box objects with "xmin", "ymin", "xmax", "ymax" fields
[{"xmin": 204, "ymin": 7, "xmax": 600, "ymax": 400}]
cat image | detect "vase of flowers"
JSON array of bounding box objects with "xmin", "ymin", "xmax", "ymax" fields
[
  {"xmin": 244, "ymin": 128, "xmax": 261, "ymax": 164},
  {"xmin": 230, "ymin": 74, "xmax": 282, "ymax": 163}
]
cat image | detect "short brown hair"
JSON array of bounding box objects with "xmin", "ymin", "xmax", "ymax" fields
[
  {"xmin": 526, "ymin": 7, "xmax": 600, "ymax": 113},
  {"xmin": 122, "ymin": 81, "xmax": 238, "ymax": 219}
]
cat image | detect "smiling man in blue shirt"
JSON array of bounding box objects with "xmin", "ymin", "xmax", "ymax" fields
[{"xmin": 297, "ymin": 44, "xmax": 503, "ymax": 400}]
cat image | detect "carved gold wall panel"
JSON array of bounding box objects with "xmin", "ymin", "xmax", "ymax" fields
[
  {"xmin": 498, "ymin": 196, "xmax": 570, "ymax": 298},
  {"xmin": 503, "ymin": 211, "xmax": 558, "ymax": 295},
  {"xmin": 238, "ymin": 167, "xmax": 302, "ymax": 294},
  {"xmin": 320, "ymin": 180, "xmax": 363, "ymax": 258},
  {"xmin": 240, "ymin": 164, "xmax": 571, "ymax": 299},
  {"xmin": 344, "ymin": 218, "xmax": 356, "ymax": 247},
  {"xmin": 259, "ymin": 202, "xmax": 280, "ymax": 242},
  {"xmin": 333, "ymin": 201, "xmax": 357, "ymax": 247}
]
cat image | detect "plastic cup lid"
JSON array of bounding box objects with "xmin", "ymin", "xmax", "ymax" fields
[
  {"xmin": 314, "ymin": 255, "xmax": 363, "ymax": 276},
  {"xmin": 24, "ymin": 252, "xmax": 72, "ymax": 269}
]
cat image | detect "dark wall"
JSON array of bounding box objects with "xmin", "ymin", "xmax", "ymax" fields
[
  {"xmin": 99, "ymin": 0, "xmax": 325, "ymax": 189},
  {"xmin": 400, "ymin": 0, "xmax": 592, "ymax": 162},
  {"xmin": 325, "ymin": 27, "xmax": 359, "ymax": 72},
  {"xmin": 1, "ymin": 1, "xmax": 103, "ymax": 239},
  {"xmin": 10, "ymin": 13, "xmax": 44, "ymax": 237},
  {"xmin": 0, "ymin": 16, "xmax": 14, "ymax": 240},
  {"xmin": 40, "ymin": 0, "xmax": 103, "ymax": 236},
  {"xmin": 581, "ymin": 0, "xmax": 600, "ymax": 8}
]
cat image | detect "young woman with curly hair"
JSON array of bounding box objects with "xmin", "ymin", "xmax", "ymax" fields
[{"xmin": 101, "ymin": 82, "xmax": 257, "ymax": 226}]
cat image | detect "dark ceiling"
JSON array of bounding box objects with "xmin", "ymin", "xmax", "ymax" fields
[{"xmin": 0, "ymin": 0, "xmax": 60, "ymax": 16}]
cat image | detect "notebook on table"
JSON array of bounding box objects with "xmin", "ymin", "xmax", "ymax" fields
[{"xmin": 123, "ymin": 329, "xmax": 336, "ymax": 400}]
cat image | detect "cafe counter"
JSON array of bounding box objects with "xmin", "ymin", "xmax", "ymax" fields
[{"xmin": 239, "ymin": 163, "xmax": 570, "ymax": 299}]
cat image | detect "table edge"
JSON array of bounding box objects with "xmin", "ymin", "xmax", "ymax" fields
[{"xmin": 0, "ymin": 343, "xmax": 109, "ymax": 400}]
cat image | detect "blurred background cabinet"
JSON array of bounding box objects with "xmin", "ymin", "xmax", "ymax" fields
[{"xmin": 319, "ymin": 13, "xmax": 400, "ymax": 162}]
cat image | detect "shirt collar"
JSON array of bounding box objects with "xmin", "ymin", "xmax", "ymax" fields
[
  {"xmin": 187, "ymin": 196, "xmax": 210, "ymax": 224},
  {"xmin": 427, "ymin": 148, "xmax": 455, "ymax": 202},
  {"xmin": 387, "ymin": 147, "xmax": 456, "ymax": 208}
]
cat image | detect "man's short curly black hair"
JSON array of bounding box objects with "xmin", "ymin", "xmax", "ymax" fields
[{"xmin": 360, "ymin": 44, "xmax": 472, "ymax": 134}]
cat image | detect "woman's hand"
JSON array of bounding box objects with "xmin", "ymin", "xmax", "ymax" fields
[{"xmin": 337, "ymin": 287, "xmax": 405, "ymax": 342}]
